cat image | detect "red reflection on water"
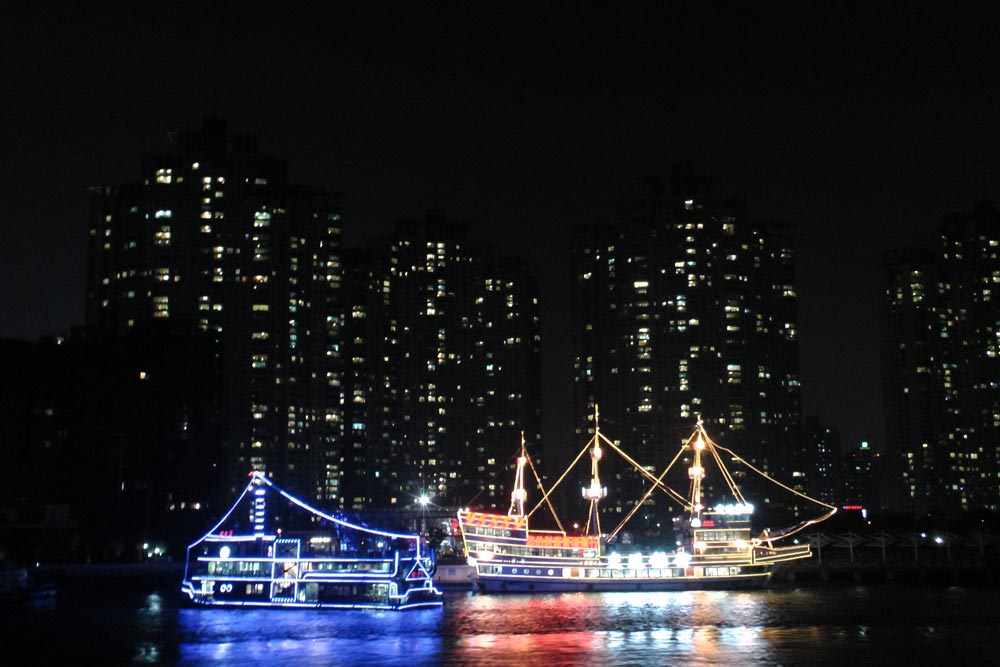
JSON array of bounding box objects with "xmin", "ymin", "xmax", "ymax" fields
[
  {"xmin": 448, "ymin": 594, "xmax": 604, "ymax": 665},
  {"xmin": 458, "ymin": 630, "xmax": 602, "ymax": 666},
  {"xmin": 445, "ymin": 590, "xmax": 776, "ymax": 665}
]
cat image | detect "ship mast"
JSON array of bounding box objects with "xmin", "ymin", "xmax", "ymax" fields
[
  {"xmin": 688, "ymin": 419, "xmax": 707, "ymax": 528},
  {"xmin": 508, "ymin": 432, "xmax": 528, "ymax": 517},
  {"xmin": 583, "ymin": 405, "xmax": 607, "ymax": 537}
]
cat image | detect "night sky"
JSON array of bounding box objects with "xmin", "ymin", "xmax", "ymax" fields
[{"xmin": 3, "ymin": 3, "xmax": 998, "ymax": 452}]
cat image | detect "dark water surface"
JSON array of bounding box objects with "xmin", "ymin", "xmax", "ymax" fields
[{"xmin": 2, "ymin": 579, "xmax": 997, "ymax": 665}]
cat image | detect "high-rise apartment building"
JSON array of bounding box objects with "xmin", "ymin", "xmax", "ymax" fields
[
  {"xmin": 802, "ymin": 416, "xmax": 843, "ymax": 508},
  {"xmin": 841, "ymin": 441, "xmax": 881, "ymax": 511},
  {"xmin": 86, "ymin": 117, "xmax": 343, "ymax": 507},
  {"xmin": 341, "ymin": 210, "xmax": 542, "ymax": 513},
  {"xmin": 881, "ymin": 199, "xmax": 1000, "ymax": 516},
  {"xmin": 570, "ymin": 165, "xmax": 804, "ymax": 531}
]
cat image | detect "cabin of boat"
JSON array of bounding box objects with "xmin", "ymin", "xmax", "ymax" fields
[
  {"xmin": 181, "ymin": 472, "xmax": 443, "ymax": 610},
  {"xmin": 457, "ymin": 411, "xmax": 833, "ymax": 593}
]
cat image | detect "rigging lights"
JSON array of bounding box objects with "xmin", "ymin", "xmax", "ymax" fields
[
  {"xmin": 509, "ymin": 442, "xmax": 529, "ymax": 516},
  {"xmin": 584, "ymin": 437, "xmax": 607, "ymax": 499},
  {"xmin": 183, "ymin": 470, "xmax": 443, "ymax": 609},
  {"xmin": 454, "ymin": 417, "xmax": 835, "ymax": 592}
]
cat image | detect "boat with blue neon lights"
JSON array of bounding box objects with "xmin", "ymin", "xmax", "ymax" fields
[
  {"xmin": 458, "ymin": 409, "xmax": 836, "ymax": 593},
  {"xmin": 181, "ymin": 472, "xmax": 443, "ymax": 610}
]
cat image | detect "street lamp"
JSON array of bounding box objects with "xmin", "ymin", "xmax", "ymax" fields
[{"xmin": 418, "ymin": 493, "xmax": 431, "ymax": 536}]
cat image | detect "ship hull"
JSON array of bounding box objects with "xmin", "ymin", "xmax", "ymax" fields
[
  {"xmin": 475, "ymin": 575, "xmax": 771, "ymax": 593},
  {"xmin": 182, "ymin": 540, "xmax": 444, "ymax": 611},
  {"xmin": 181, "ymin": 472, "xmax": 443, "ymax": 611},
  {"xmin": 471, "ymin": 563, "xmax": 773, "ymax": 593},
  {"xmin": 182, "ymin": 576, "xmax": 443, "ymax": 610},
  {"xmin": 455, "ymin": 418, "xmax": 832, "ymax": 598}
]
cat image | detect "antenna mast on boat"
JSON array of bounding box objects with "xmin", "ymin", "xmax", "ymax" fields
[
  {"xmin": 508, "ymin": 432, "xmax": 528, "ymax": 517},
  {"xmin": 688, "ymin": 419, "xmax": 708, "ymax": 528},
  {"xmin": 583, "ymin": 405, "xmax": 608, "ymax": 537}
]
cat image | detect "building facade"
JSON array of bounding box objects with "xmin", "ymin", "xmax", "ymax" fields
[
  {"xmin": 86, "ymin": 117, "xmax": 343, "ymax": 510},
  {"xmin": 841, "ymin": 441, "xmax": 881, "ymax": 512},
  {"xmin": 570, "ymin": 165, "xmax": 805, "ymax": 532},
  {"xmin": 881, "ymin": 199, "xmax": 1000, "ymax": 516},
  {"xmin": 340, "ymin": 210, "xmax": 542, "ymax": 513},
  {"xmin": 803, "ymin": 416, "xmax": 843, "ymax": 508}
]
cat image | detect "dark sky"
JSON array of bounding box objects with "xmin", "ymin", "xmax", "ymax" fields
[{"xmin": 3, "ymin": 3, "xmax": 999, "ymax": 451}]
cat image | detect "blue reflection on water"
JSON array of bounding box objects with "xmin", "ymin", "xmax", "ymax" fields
[{"xmin": 177, "ymin": 606, "xmax": 446, "ymax": 667}]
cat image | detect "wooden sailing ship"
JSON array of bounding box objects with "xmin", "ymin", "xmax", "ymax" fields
[{"xmin": 457, "ymin": 409, "xmax": 836, "ymax": 593}]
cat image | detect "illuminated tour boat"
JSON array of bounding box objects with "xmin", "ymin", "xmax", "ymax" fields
[
  {"xmin": 181, "ymin": 472, "xmax": 443, "ymax": 610},
  {"xmin": 457, "ymin": 409, "xmax": 836, "ymax": 593}
]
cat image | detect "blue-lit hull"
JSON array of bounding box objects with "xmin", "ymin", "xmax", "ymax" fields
[
  {"xmin": 181, "ymin": 473, "xmax": 443, "ymax": 610},
  {"xmin": 181, "ymin": 575, "xmax": 444, "ymax": 610}
]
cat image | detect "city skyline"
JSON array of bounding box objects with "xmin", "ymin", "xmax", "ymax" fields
[{"xmin": 3, "ymin": 4, "xmax": 999, "ymax": 451}]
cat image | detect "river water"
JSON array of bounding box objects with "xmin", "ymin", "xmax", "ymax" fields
[{"xmin": 2, "ymin": 579, "xmax": 997, "ymax": 666}]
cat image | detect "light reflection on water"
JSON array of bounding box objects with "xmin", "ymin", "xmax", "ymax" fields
[
  {"xmin": 177, "ymin": 605, "xmax": 446, "ymax": 666},
  {"xmin": 443, "ymin": 591, "xmax": 780, "ymax": 667},
  {"xmin": 3, "ymin": 583, "xmax": 998, "ymax": 665}
]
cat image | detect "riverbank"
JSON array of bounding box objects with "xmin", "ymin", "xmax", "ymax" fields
[
  {"xmin": 30, "ymin": 559, "xmax": 1000, "ymax": 591},
  {"xmin": 776, "ymin": 561, "xmax": 1000, "ymax": 585},
  {"xmin": 38, "ymin": 560, "xmax": 472, "ymax": 585},
  {"xmin": 38, "ymin": 561, "xmax": 184, "ymax": 584},
  {"xmin": 440, "ymin": 561, "xmax": 1000, "ymax": 589}
]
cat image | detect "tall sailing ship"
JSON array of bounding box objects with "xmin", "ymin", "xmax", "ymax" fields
[
  {"xmin": 457, "ymin": 410, "xmax": 835, "ymax": 593},
  {"xmin": 182, "ymin": 472, "xmax": 443, "ymax": 610}
]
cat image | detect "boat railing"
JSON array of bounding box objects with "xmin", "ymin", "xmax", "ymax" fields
[
  {"xmin": 526, "ymin": 533, "xmax": 600, "ymax": 549},
  {"xmin": 753, "ymin": 542, "xmax": 812, "ymax": 564},
  {"xmin": 690, "ymin": 553, "xmax": 754, "ymax": 565},
  {"xmin": 594, "ymin": 567, "xmax": 687, "ymax": 579}
]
